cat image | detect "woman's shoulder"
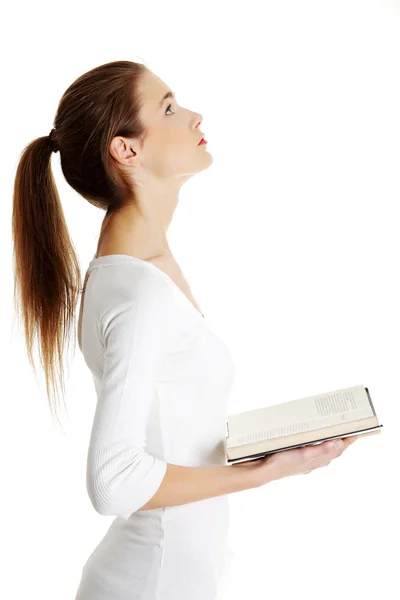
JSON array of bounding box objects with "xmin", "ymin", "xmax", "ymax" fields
[{"xmin": 86, "ymin": 258, "xmax": 174, "ymax": 324}]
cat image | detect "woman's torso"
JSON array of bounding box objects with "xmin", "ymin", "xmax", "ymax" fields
[{"xmin": 75, "ymin": 244, "xmax": 236, "ymax": 600}]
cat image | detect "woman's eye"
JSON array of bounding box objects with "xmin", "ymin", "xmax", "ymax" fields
[{"xmin": 165, "ymin": 103, "xmax": 174, "ymax": 115}]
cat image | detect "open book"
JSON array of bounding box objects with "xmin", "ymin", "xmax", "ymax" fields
[{"xmin": 226, "ymin": 385, "xmax": 383, "ymax": 465}]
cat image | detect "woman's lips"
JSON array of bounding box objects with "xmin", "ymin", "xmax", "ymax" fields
[{"xmin": 198, "ymin": 137, "xmax": 208, "ymax": 145}]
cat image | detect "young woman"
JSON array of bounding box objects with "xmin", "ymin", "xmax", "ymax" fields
[{"xmin": 12, "ymin": 60, "xmax": 358, "ymax": 600}]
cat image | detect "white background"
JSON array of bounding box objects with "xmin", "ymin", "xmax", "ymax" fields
[{"xmin": 2, "ymin": 1, "xmax": 399, "ymax": 598}]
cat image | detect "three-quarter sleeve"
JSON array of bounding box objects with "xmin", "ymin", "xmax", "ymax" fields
[{"xmin": 86, "ymin": 275, "xmax": 174, "ymax": 519}]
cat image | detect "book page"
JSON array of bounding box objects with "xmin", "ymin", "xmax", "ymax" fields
[{"xmin": 227, "ymin": 385, "xmax": 372, "ymax": 447}]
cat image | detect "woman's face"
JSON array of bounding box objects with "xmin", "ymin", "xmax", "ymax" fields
[{"xmin": 113, "ymin": 69, "xmax": 212, "ymax": 184}]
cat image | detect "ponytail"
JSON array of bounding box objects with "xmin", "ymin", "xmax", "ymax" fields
[{"xmin": 12, "ymin": 131, "xmax": 81, "ymax": 426}]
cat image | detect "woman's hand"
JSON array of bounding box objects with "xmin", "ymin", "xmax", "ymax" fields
[{"xmin": 248, "ymin": 436, "xmax": 360, "ymax": 487}]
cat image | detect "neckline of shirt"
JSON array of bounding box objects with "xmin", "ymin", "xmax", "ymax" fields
[{"xmin": 88, "ymin": 253, "xmax": 205, "ymax": 320}]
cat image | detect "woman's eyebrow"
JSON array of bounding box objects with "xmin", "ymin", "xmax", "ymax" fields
[{"xmin": 159, "ymin": 91, "xmax": 175, "ymax": 107}]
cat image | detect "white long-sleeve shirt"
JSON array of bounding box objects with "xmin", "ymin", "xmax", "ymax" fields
[{"xmin": 74, "ymin": 253, "xmax": 236, "ymax": 600}]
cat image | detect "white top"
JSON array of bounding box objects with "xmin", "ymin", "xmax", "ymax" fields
[{"xmin": 74, "ymin": 254, "xmax": 236, "ymax": 600}]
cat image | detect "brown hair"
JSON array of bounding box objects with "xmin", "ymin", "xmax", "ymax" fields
[{"xmin": 11, "ymin": 60, "xmax": 149, "ymax": 425}]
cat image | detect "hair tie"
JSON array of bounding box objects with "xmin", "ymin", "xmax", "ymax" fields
[{"xmin": 48, "ymin": 128, "xmax": 59, "ymax": 153}]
